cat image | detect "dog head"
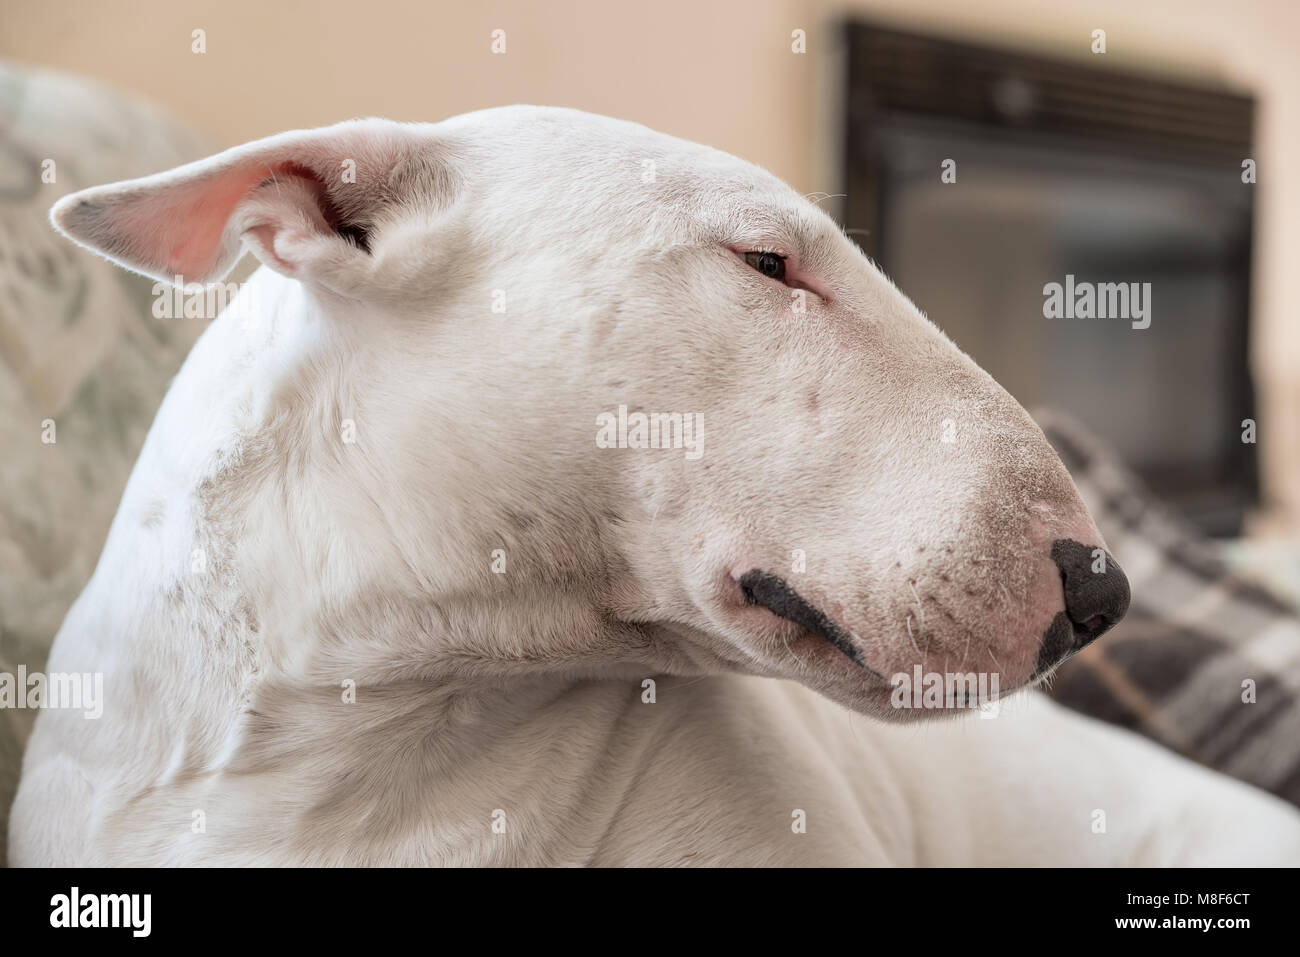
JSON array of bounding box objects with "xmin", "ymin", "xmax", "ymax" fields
[{"xmin": 51, "ymin": 106, "xmax": 1127, "ymax": 719}]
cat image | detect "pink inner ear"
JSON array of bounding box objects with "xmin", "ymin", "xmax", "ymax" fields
[
  {"xmin": 55, "ymin": 120, "xmax": 420, "ymax": 283},
  {"xmin": 164, "ymin": 165, "xmax": 277, "ymax": 278}
]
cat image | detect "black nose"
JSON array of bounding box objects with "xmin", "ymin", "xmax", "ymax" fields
[{"xmin": 1035, "ymin": 539, "xmax": 1130, "ymax": 678}]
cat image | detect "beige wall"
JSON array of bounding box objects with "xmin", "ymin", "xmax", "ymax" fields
[{"xmin": 4, "ymin": 0, "xmax": 1298, "ymax": 531}]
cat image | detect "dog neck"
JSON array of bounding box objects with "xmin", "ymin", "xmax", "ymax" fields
[{"xmin": 101, "ymin": 267, "xmax": 699, "ymax": 732}]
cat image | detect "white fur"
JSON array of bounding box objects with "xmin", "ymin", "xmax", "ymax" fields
[{"xmin": 11, "ymin": 107, "xmax": 1300, "ymax": 865}]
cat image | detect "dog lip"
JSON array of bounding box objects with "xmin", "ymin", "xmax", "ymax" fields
[{"xmin": 737, "ymin": 569, "xmax": 884, "ymax": 679}]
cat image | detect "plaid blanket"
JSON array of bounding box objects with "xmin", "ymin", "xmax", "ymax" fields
[{"xmin": 1038, "ymin": 410, "xmax": 1300, "ymax": 809}]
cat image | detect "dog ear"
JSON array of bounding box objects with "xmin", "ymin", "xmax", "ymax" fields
[{"xmin": 50, "ymin": 119, "xmax": 440, "ymax": 286}]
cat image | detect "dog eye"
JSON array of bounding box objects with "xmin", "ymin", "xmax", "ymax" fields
[{"xmin": 744, "ymin": 251, "xmax": 787, "ymax": 283}]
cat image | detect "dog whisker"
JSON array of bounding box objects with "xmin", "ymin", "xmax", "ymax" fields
[
  {"xmin": 782, "ymin": 634, "xmax": 808, "ymax": 670},
  {"xmin": 803, "ymin": 191, "xmax": 846, "ymax": 208},
  {"xmin": 907, "ymin": 581, "xmax": 925, "ymax": 630}
]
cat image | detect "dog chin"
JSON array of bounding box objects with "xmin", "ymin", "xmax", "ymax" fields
[
  {"xmin": 797, "ymin": 657, "xmax": 1026, "ymax": 724},
  {"xmin": 715, "ymin": 614, "xmax": 1013, "ymax": 722}
]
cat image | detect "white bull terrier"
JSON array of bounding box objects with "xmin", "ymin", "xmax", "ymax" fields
[{"xmin": 11, "ymin": 107, "xmax": 1300, "ymax": 865}]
